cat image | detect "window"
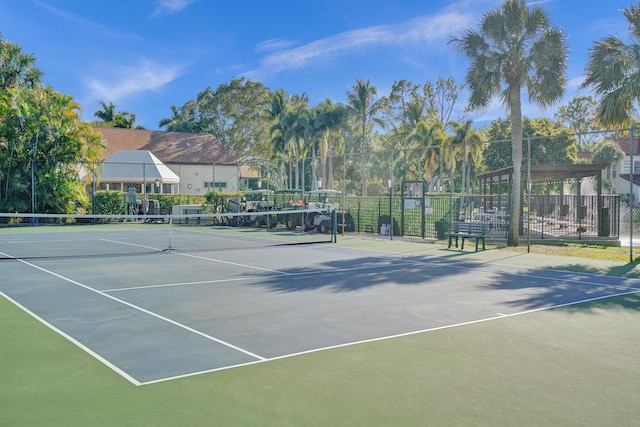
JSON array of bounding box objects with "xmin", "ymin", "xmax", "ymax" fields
[
  {"xmin": 204, "ymin": 181, "xmax": 227, "ymax": 189},
  {"xmin": 125, "ymin": 183, "xmax": 142, "ymax": 193}
]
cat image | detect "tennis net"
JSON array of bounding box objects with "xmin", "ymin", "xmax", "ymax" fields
[{"xmin": 0, "ymin": 209, "xmax": 337, "ymax": 259}]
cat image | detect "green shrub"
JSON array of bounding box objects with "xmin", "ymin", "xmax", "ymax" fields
[{"xmin": 93, "ymin": 191, "xmax": 125, "ymax": 215}]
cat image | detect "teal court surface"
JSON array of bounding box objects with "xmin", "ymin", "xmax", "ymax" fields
[{"xmin": 2, "ymin": 234, "xmax": 639, "ymax": 386}]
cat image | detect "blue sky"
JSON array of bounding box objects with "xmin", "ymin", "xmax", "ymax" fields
[{"xmin": 0, "ymin": 0, "xmax": 632, "ymax": 130}]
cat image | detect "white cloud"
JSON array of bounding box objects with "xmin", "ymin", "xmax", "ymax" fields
[
  {"xmin": 30, "ymin": 0, "xmax": 140, "ymax": 41},
  {"xmin": 566, "ymin": 75, "xmax": 586, "ymax": 92},
  {"xmin": 85, "ymin": 58, "xmax": 184, "ymax": 102},
  {"xmin": 152, "ymin": 0, "xmax": 197, "ymax": 17},
  {"xmin": 249, "ymin": 7, "xmax": 477, "ymax": 78},
  {"xmin": 256, "ymin": 38, "xmax": 299, "ymax": 53}
]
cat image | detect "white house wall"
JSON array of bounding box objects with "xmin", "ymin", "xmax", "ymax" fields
[
  {"xmin": 166, "ymin": 164, "xmax": 239, "ymax": 195},
  {"xmin": 614, "ymin": 157, "xmax": 640, "ymax": 201}
]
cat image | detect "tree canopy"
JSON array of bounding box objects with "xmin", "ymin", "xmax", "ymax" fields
[
  {"xmin": 92, "ymin": 101, "xmax": 141, "ymax": 129},
  {"xmin": 482, "ymin": 117, "xmax": 578, "ymax": 171},
  {"xmin": 0, "ymin": 36, "xmax": 104, "ymax": 213},
  {"xmin": 583, "ymin": 2, "xmax": 640, "ymax": 126}
]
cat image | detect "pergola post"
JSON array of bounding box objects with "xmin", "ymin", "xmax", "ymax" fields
[{"xmin": 597, "ymin": 170, "xmax": 606, "ymax": 237}]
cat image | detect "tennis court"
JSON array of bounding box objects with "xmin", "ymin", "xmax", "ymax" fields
[{"xmin": 2, "ymin": 222, "xmax": 639, "ymax": 388}]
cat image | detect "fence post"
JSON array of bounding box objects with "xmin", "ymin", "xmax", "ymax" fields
[
  {"xmin": 527, "ymin": 137, "xmax": 531, "ymax": 253},
  {"xmin": 630, "ymin": 128, "xmax": 634, "ymax": 263}
]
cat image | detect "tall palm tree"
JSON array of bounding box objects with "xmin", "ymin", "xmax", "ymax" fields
[
  {"xmin": 314, "ymin": 99, "xmax": 349, "ymax": 189},
  {"xmin": 265, "ymin": 89, "xmax": 294, "ymax": 188},
  {"xmin": 582, "ymin": 3, "xmax": 640, "ymax": 126},
  {"xmin": 449, "ymin": 119, "xmax": 482, "ymax": 198},
  {"xmin": 346, "ymin": 78, "xmax": 386, "ymax": 196},
  {"xmin": 270, "ymin": 108, "xmax": 297, "ymax": 188},
  {"xmin": 449, "ymin": 0, "xmax": 568, "ymax": 246},
  {"xmin": 406, "ymin": 120, "xmax": 443, "ymax": 186}
]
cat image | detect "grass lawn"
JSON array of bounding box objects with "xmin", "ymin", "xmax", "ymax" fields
[{"xmin": 502, "ymin": 242, "xmax": 638, "ymax": 263}]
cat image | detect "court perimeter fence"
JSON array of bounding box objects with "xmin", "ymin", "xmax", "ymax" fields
[{"xmin": 9, "ymin": 127, "xmax": 640, "ymax": 261}]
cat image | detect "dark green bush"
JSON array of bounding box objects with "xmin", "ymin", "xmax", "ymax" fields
[{"xmin": 93, "ymin": 191, "xmax": 125, "ymax": 215}]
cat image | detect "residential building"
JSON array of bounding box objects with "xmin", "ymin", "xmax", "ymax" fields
[
  {"xmin": 614, "ymin": 138, "xmax": 640, "ymax": 203},
  {"xmin": 92, "ymin": 127, "xmax": 246, "ymax": 195}
]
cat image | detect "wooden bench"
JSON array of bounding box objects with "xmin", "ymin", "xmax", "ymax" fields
[{"xmin": 446, "ymin": 221, "xmax": 488, "ymax": 251}]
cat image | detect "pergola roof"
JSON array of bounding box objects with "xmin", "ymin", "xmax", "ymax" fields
[
  {"xmin": 99, "ymin": 150, "xmax": 180, "ymax": 184},
  {"xmin": 478, "ymin": 164, "xmax": 608, "ymax": 184}
]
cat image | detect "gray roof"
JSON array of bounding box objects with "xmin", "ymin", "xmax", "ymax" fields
[
  {"xmin": 99, "ymin": 150, "xmax": 180, "ymax": 183},
  {"xmin": 94, "ymin": 127, "xmax": 236, "ymax": 165}
]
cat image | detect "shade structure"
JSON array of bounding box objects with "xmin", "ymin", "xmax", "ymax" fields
[{"xmin": 99, "ymin": 150, "xmax": 180, "ymax": 184}]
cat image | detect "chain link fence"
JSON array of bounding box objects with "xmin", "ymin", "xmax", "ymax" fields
[{"xmin": 82, "ymin": 127, "xmax": 640, "ymax": 262}]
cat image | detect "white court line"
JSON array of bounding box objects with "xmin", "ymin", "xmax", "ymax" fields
[
  {"xmin": 172, "ymin": 251, "xmax": 290, "ymax": 274},
  {"xmin": 104, "ymin": 276, "xmax": 257, "ymax": 293},
  {"xmin": 101, "ymin": 238, "xmax": 166, "ymax": 252},
  {"xmin": 139, "ymin": 285, "xmax": 640, "ymax": 386},
  {"xmin": 103, "ymin": 237, "xmax": 291, "ymax": 275},
  {"xmin": 0, "ymin": 291, "xmax": 141, "ymax": 386},
  {"xmin": 11, "ymin": 258, "xmax": 267, "ymax": 383}
]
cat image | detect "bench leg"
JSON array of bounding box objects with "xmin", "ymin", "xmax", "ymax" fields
[{"xmin": 461, "ymin": 237, "xmax": 465, "ymax": 250}]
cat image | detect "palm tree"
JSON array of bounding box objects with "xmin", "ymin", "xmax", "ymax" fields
[
  {"xmin": 265, "ymin": 90, "xmax": 294, "ymax": 188},
  {"xmin": 270, "ymin": 108, "xmax": 296, "ymax": 188},
  {"xmin": 406, "ymin": 120, "xmax": 443, "ymax": 187},
  {"xmin": 449, "ymin": 0, "xmax": 568, "ymax": 246},
  {"xmin": 158, "ymin": 105, "xmax": 181, "ymax": 129},
  {"xmin": 449, "ymin": 119, "xmax": 482, "ymax": 198},
  {"xmin": 93, "ymin": 101, "xmax": 116, "ymax": 123},
  {"xmin": 159, "ymin": 101, "xmax": 200, "ymax": 132},
  {"xmin": 314, "ymin": 99, "xmax": 349, "ymax": 189},
  {"xmin": 582, "ymin": 3, "xmax": 640, "ymax": 126},
  {"xmin": 346, "ymin": 78, "xmax": 386, "ymax": 196},
  {"xmin": 0, "ymin": 35, "xmax": 43, "ymax": 89},
  {"xmin": 113, "ymin": 111, "xmax": 136, "ymax": 129}
]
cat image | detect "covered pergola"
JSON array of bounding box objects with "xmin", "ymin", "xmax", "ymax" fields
[{"xmin": 477, "ymin": 163, "xmax": 612, "ymax": 237}]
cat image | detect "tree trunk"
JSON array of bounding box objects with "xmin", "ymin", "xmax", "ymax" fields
[
  {"xmin": 327, "ymin": 138, "xmax": 333, "ymax": 189},
  {"xmin": 361, "ymin": 128, "xmax": 367, "ymax": 196},
  {"xmin": 508, "ymin": 85, "xmax": 522, "ymax": 247},
  {"xmin": 461, "ymin": 143, "xmax": 467, "ymax": 199}
]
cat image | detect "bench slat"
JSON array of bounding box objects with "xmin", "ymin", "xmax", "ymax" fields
[{"xmin": 446, "ymin": 221, "xmax": 487, "ymax": 251}]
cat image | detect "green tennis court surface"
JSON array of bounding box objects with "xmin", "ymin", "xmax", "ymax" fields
[{"xmin": 2, "ymin": 237, "xmax": 640, "ymax": 425}]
